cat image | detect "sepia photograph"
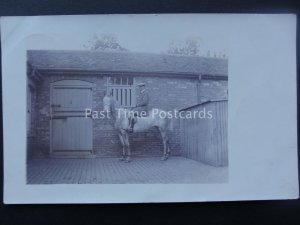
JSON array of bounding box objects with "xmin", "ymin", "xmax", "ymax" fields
[{"xmin": 26, "ymin": 32, "xmax": 228, "ymax": 184}]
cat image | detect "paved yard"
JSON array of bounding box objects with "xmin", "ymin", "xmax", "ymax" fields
[{"xmin": 27, "ymin": 156, "xmax": 228, "ymax": 184}]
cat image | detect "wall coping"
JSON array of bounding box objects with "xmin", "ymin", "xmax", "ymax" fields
[{"xmin": 178, "ymin": 99, "xmax": 228, "ymax": 112}]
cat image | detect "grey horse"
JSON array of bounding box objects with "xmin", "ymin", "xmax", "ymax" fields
[{"xmin": 103, "ymin": 93, "xmax": 172, "ymax": 162}]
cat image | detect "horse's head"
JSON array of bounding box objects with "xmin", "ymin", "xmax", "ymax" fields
[{"xmin": 103, "ymin": 94, "xmax": 112, "ymax": 113}]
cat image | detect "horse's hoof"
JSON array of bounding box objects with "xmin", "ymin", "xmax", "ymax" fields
[
  {"xmin": 161, "ymin": 156, "xmax": 166, "ymax": 161},
  {"xmin": 119, "ymin": 157, "xmax": 125, "ymax": 161},
  {"xmin": 125, "ymin": 158, "xmax": 131, "ymax": 163}
]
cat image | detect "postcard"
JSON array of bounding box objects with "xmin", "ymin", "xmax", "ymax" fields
[{"xmin": 1, "ymin": 14, "xmax": 298, "ymax": 203}]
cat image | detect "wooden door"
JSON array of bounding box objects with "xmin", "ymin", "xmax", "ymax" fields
[{"xmin": 50, "ymin": 80, "xmax": 93, "ymax": 155}]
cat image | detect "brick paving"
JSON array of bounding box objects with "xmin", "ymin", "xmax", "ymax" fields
[{"xmin": 27, "ymin": 156, "xmax": 228, "ymax": 184}]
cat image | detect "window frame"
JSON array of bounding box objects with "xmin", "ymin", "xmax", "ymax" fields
[{"xmin": 106, "ymin": 76, "xmax": 136, "ymax": 108}]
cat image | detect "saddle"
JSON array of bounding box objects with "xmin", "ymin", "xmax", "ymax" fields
[{"xmin": 128, "ymin": 111, "xmax": 147, "ymax": 132}]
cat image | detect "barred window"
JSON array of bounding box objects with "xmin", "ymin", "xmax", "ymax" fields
[{"xmin": 107, "ymin": 76, "xmax": 135, "ymax": 108}]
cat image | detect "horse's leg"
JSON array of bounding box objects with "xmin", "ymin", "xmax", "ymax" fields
[
  {"xmin": 118, "ymin": 132, "xmax": 126, "ymax": 161},
  {"xmin": 124, "ymin": 132, "xmax": 131, "ymax": 163},
  {"xmin": 167, "ymin": 139, "xmax": 171, "ymax": 156},
  {"xmin": 158, "ymin": 128, "xmax": 168, "ymax": 161}
]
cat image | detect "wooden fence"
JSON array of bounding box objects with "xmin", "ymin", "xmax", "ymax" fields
[{"xmin": 179, "ymin": 100, "xmax": 228, "ymax": 167}]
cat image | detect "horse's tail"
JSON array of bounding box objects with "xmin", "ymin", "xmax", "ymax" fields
[{"xmin": 167, "ymin": 118, "xmax": 174, "ymax": 131}]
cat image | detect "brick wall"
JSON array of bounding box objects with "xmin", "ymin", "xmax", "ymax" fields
[
  {"xmin": 27, "ymin": 87, "xmax": 38, "ymax": 158},
  {"xmin": 198, "ymin": 79, "xmax": 228, "ymax": 103},
  {"xmin": 135, "ymin": 76, "xmax": 198, "ymax": 111},
  {"xmin": 28, "ymin": 73, "xmax": 227, "ymax": 158}
]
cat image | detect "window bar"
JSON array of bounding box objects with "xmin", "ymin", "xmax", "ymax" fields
[
  {"xmin": 125, "ymin": 89, "xmax": 127, "ymax": 106},
  {"xmin": 121, "ymin": 88, "xmax": 123, "ymax": 106},
  {"xmin": 130, "ymin": 89, "xmax": 132, "ymax": 106}
]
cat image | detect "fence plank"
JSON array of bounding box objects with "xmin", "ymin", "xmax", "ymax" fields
[{"xmin": 179, "ymin": 100, "xmax": 228, "ymax": 167}]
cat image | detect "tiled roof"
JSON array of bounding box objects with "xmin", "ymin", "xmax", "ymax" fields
[{"xmin": 27, "ymin": 50, "xmax": 228, "ymax": 76}]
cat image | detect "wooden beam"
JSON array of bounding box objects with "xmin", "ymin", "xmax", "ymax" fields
[
  {"xmin": 34, "ymin": 70, "xmax": 44, "ymax": 82},
  {"xmin": 28, "ymin": 79, "xmax": 36, "ymax": 90}
]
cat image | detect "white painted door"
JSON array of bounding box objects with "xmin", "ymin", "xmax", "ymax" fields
[{"xmin": 51, "ymin": 80, "xmax": 93, "ymax": 154}]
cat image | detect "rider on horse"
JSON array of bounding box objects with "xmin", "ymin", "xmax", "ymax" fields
[{"xmin": 129, "ymin": 83, "xmax": 149, "ymax": 132}]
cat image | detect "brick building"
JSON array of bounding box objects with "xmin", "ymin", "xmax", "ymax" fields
[{"xmin": 27, "ymin": 50, "xmax": 228, "ymax": 158}]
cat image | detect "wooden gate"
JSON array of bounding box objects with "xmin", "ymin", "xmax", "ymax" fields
[
  {"xmin": 179, "ymin": 100, "xmax": 228, "ymax": 166},
  {"xmin": 50, "ymin": 80, "xmax": 93, "ymax": 156}
]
